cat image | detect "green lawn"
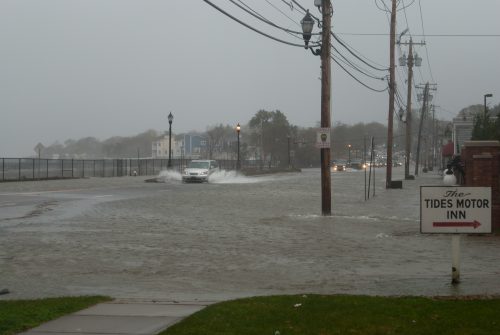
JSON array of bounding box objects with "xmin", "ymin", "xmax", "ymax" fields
[
  {"xmin": 162, "ymin": 294, "xmax": 500, "ymax": 335},
  {"xmin": 0, "ymin": 295, "xmax": 111, "ymax": 335}
]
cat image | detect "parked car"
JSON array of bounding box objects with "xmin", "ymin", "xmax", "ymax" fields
[{"xmin": 182, "ymin": 160, "xmax": 218, "ymax": 183}]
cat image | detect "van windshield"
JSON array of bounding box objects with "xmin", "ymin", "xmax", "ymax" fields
[{"xmin": 188, "ymin": 161, "xmax": 210, "ymax": 169}]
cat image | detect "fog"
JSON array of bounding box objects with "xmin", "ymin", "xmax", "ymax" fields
[{"xmin": 0, "ymin": 0, "xmax": 498, "ymax": 157}]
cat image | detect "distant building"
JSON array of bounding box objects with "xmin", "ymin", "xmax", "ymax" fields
[
  {"xmin": 182, "ymin": 134, "xmax": 207, "ymax": 158},
  {"xmin": 452, "ymin": 115, "xmax": 473, "ymax": 155},
  {"xmin": 152, "ymin": 133, "xmax": 207, "ymax": 159},
  {"xmin": 152, "ymin": 135, "xmax": 180, "ymax": 158}
]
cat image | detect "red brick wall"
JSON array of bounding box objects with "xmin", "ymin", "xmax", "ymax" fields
[{"xmin": 461, "ymin": 141, "xmax": 500, "ymax": 232}]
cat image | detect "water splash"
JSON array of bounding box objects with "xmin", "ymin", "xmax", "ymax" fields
[
  {"xmin": 157, "ymin": 170, "xmax": 182, "ymax": 182},
  {"xmin": 208, "ymin": 170, "xmax": 262, "ymax": 184},
  {"xmin": 157, "ymin": 169, "xmax": 285, "ymax": 184}
]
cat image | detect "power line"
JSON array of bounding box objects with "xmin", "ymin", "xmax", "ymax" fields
[
  {"xmin": 332, "ymin": 45, "xmax": 387, "ymax": 81},
  {"xmin": 418, "ymin": 0, "xmax": 435, "ymax": 83},
  {"xmin": 331, "ymin": 55, "xmax": 389, "ymax": 93},
  {"xmin": 230, "ymin": 0, "xmax": 320, "ymax": 38},
  {"xmin": 202, "ymin": 0, "xmax": 319, "ymax": 48},
  {"xmin": 332, "ymin": 33, "xmax": 389, "ymax": 71},
  {"xmin": 264, "ymin": 0, "xmax": 301, "ymax": 27},
  {"xmin": 335, "ymin": 33, "xmax": 500, "ymax": 37}
]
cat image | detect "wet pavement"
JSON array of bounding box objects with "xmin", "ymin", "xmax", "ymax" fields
[{"xmin": 1, "ymin": 168, "xmax": 499, "ymax": 301}]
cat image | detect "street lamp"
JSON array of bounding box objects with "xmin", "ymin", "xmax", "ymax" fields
[
  {"xmin": 300, "ymin": 10, "xmax": 314, "ymax": 49},
  {"xmin": 484, "ymin": 93, "xmax": 493, "ymax": 116},
  {"xmin": 236, "ymin": 123, "xmax": 241, "ymax": 171},
  {"xmin": 348, "ymin": 144, "xmax": 352, "ymax": 164},
  {"xmin": 167, "ymin": 112, "xmax": 173, "ymax": 169},
  {"xmin": 287, "ymin": 135, "xmax": 291, "ymax": 169}
]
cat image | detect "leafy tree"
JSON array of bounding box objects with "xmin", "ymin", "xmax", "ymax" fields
[
  {"xmin": 205, "ymin": 124, "xmax": 234, "ymax": 159},
  {"xmin": 471, "ymin": 103, "xmax": 500, "ymax": 141},
  {"xmin": 248, "ymin": 110, "xmax": 293, "ymax": 167}
]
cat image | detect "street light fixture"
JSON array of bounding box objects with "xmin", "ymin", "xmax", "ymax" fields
[
  {"xmin": 236, "ymin": 123, "xmax": 241, "ymax": 171},
  {"xmin": 300, "ymin": 10, "xmax": 314, "ymax": 49},
  {"xmin": 287, "ymin": 135, "xmax": 291, "ymax": 169},
  {"xmin": 484, "ymin": 93, "xmax": 493, "ymax": 116},
  {"xmin": 168, "ymin": 112, "xmax": 174, "ymax": 169},
  {"xmin": 348, "ymin": 144, "xmax": 352, "ymax": 164}
]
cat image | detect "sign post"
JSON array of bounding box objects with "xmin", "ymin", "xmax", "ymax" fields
[
  {"xmin": 420, "ymin": 186, "xmax": 492, "ymax": 283},
  {"xmin": 34, "ymin": 143, "xmax": 44, "ymax": 180}
]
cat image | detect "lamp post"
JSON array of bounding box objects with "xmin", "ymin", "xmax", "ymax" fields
[
  {"xmin": 236, "ymin": 123, "xmax": 241, "ymax": 171},
  {"xmin": 348, "ymin": 144, "xmax": 352, "ymax": 165},
  {"xmin": 167, "ymin": 112, "xmax": 173, "ymax": 169},
  {"xmin": 287, "ymin": 135, "xmax": 291, "ymax": 169},
  {"xmin": 301, "ymin": 1, "xmax": 332, "ymax": 215},
  {"xmin": 484, "ymin": 93, "xmax": 493, "ymax": 116}
]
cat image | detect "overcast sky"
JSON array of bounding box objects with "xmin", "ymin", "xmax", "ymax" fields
[{"xmin": 1, "ymin": 0, "xmax": 499, "ymax": 157}]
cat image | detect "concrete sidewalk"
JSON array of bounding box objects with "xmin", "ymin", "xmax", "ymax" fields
[{"xmin": 20, "ymin": 299, "xmax": 215, "ymax": 335}]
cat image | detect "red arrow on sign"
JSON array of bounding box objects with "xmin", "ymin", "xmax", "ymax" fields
[{"xmin": 433, "ymin": 221, "xmax": 481, "ymax": 229}]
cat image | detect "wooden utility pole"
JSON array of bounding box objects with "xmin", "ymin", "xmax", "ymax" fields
[
  {"xmin": 405, "ymin": 39, "xmax": 414, "ymax": 179},
  {"xmin": 320, "ymin": 0, "xmax": 332, "ymax": 215},
  {"xmin": 399, "ymin": 38, "xmax": 424, "ymax": 179},
  {"xmin": 414, "ymin": 82, "xmax": 429, "ymax": 176},
  {"xmin": 386, "ymin": 0, "xmax": 397, "ymax": 188}
]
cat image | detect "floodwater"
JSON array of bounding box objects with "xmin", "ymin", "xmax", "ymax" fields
[{"xmin": 1, "ymin": 168, "xmax": 499, "ymax": 301}]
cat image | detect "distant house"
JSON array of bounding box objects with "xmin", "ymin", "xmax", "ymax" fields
[
  {"xmin": 152, "ymin": 135, "xmax": 180, "ymax": 158},
  {"xmin": 152, "ymin": 133, "xmax": 207, "ymax": 159},
  {"xmin": 182, "ymin": 134, "xmax": 207, "ymax": 158}
]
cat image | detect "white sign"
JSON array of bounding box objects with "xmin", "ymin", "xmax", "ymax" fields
[
  {"xmin": 315, "ymin": 128, "xmax": 331, "ymax": 149},
  {"xmin": 420, "ymin": 186, "xmax": 492, "ymax": 234}
]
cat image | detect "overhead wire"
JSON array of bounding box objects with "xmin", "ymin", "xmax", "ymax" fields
[
  {"xmin": 332, "ymin": 45, "xmax": 387, "ymax": 81},
  {"xmin": 202, "ymin": 0, "xmax": 319, "ymax": 48},
  {"xmin": 334, "ymin": 33, "xmax": 500, "ymax": 37},
  {"xmin": 332, "ymin": 33, "xmax": 389, "ymax": 72},
  {"xmin": 331, "ymin": 55, "xmax": 389, "ymax": 93},
  {"xmin": 230, "ymin": 0, "xmax": 318, "ymax": 38},
  {"xmin": 418, "ymin": 0, "xmax": 435, "ymax": 83},
  {"xmin": 263, "ymin": 0, "xmax": 301, "ymax": 27},
  {"xmin": 204, "ymin": 0, "xmax": 390, "ymax": 93}
]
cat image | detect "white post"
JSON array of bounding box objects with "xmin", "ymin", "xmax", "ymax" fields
[{"xmin": 451, "ymin": 234, "xmax": 461, "ymax": 284}]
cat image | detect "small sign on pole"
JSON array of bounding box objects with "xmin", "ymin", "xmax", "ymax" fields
[
  {"xmin": 420, "ymin": 186, "xmax": 492, "ymax": 284},
  {"xmin": 34, "ymin": 143, "xmax": 44, "ymax": 157},
  {"xmin": 315, "ymin": 128, "xmax": 331, "ymax": 149}
]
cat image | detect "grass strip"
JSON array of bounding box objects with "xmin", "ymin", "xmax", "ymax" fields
[
  {"xmin": 162, "ymin": 294, "xmax": 500, "ymax": 335},
  {"xmin": 0, "ymin": 295, "xmax": 111, "ymax": 335}
]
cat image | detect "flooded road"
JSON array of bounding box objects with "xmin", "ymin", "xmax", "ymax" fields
[{"xmin": 1, "ymin": 168, "xmax": 499, "ymax": 300}]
